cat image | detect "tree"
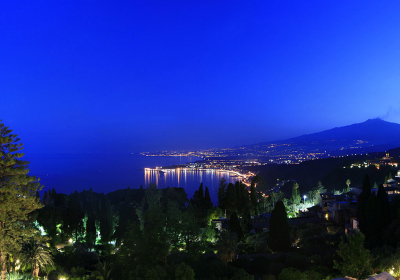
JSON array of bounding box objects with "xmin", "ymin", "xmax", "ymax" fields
[
  {"xmin": 217, "ymin": 178, "xmax": 227, "ymax": 210},
  {"xmin": 333, "ymin": 232, "xmax": 372, "ymax": 279},
  {"xmin": 91, "ymin": 261, "xmax": 113, "ymax": 280},
  {"xmin": 175, "ymin": 263, "xmax": 195, "ymax": 280},
  {"xmin": 357, "ymin": 174, "xmax": 371, "ymax": 235},
  {"xmin": 64, "ymin": 190, "xmax": 85, "ymax": 241},
  {"xmin": 204, "ymin": 186, "xmax": 213, "ymax": 209},
  {"xmin": 85, "ymin": 188, "xmax": 97, "ymax": 248},
  {"xmin": 0, "ymin": 121, "xmax": 43, "ymax": 280},
  {"xmin": 346, "ymin": 179, "xmax": 351, "ymax": 192},
  {"xmin": 377, "ymin": 184, "xmax": 391, "ymax": 228},
  {"xmin": 100, "ymin": 194, "xmax": 113, "ymax": 245},
  {"xmin": 216, "ymin": 231, "xmax": 238, "ymax": 266},
  {"xmin": 291, "ymin": 183, "xmax": 301, "ymax": 206},
  {"xmin": 250, "ymin": 183, "xmax": 258, "ymax": 215},
  {"xmin": 268, "ymin": 201, "xmax": 290, "ymax": 252},
  {"xmin": 23, "ymin": 238, "xmax": 54, "ymax": 278},
  {"xmin": 228, "ymin": 212, "xmax": 242, "ymax": 239}
]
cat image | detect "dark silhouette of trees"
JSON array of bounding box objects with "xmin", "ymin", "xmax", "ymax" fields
[
  {"xmin": 64, "ymin": 190, "xmax": 85, "ymax": 242},
  {"xmin": 250, "ymin": 183, "xmax": 258, "ymax": 215},
  {"xmin": 228, "ymin": 212, "xmax": 242, "ymax": 239},
  {"xmin": 217, "ymin": 178, "xmax": 227, "ymax": 211},
  {"xmin": 204, "ymin": 186, "xmax": 213, "ymax": 209},
  {"xmin": 268, "ymin": 201, "xmax": 290, "ymax": 252},
  {"xmin": 85, "ymin": 188, "xmax": 97, "ymax": 248},
  {"xmin": 100, "ymin": 194, "xmax": 113, "ymax": 245},
  {"xmin": 357, "ymin": 174, "xmax": 371, "ymax": 235}
]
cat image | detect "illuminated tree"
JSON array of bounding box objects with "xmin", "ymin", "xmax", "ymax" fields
[
  {"xmin": 0, "ymin": 121, "xmax": 43, "ymax": 280},
  {"xmin": 23, "ymin": 238, "xmax": 54, "ymax": 278},
  {"xmin": 333, "ymin": 232, "xmax": 372, "ymax": 279},
  {"xmin": 291, "ymin": 183, "xmax": 301, "ymax": 206},
  {"xmin": 346, "ymin": 179, "xmax": 351, "ymax": 191}
]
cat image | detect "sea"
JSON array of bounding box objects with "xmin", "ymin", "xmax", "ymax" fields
[{"xmin": 25, "ymin": 153, "xmax": 238, "ymax": 204}]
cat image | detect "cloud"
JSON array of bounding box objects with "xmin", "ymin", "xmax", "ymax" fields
[{"xmin": 378, "ymin": 103, "xmax": 400, "ymax": 122}]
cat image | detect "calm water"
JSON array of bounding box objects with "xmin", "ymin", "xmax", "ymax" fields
[{"xmin": 25, "ymin": 154, "xmax": 238, "ymax": 204}]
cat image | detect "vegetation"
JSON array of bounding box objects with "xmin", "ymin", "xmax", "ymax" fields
[
  {"xmin": 0, "ymin": 121, "xmax": 43, "ymax": 280},
  {"xmin": 5, "ymin": 119, "xmax": 400, "ymax": 279}
]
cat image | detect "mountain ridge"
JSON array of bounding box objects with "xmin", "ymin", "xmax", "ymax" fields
[{"xmin": 237, "ymin": 118, "xmax": 400, "ymax": 159}]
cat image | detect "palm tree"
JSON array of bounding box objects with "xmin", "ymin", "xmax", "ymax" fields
[
  {"xmin": 346, "ymin": 179, "xmax": 351, "ymax": 190},
  {"xmin": 91, "ymin": 261, "xmax": 113, "ymax": 280},
  {"xmin": 23, "ymin": 239, "xmax": 54, "ymax": 277}
]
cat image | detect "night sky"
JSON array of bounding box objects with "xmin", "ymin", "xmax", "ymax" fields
[{"xmin": 2, "ymin": 1, "xmax": 400, "ymax": 155}]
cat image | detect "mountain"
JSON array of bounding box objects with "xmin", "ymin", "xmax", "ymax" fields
[
  {"xmin": 285, "ymin": 118, "xmax": 400, "ymax": 144},
  {"xmin": 237, "ymin": 119, "xmax": 400, "ymax": 161}
]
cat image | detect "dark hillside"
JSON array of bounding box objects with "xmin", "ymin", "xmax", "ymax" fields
[{"xmin": 247, "ymin": 148, "xmax": 400, "ymax": 193}]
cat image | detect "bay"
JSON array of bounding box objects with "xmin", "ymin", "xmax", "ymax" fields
[{"xmin": 25, "ymin": 154, "xmax": 238, "ymax": 204}]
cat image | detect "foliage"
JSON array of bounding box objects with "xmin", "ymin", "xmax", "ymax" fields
[
  {"xmin": 268, "ymin": 201, "xmax": 290, "ymax": 252},
  {"xmin": 245, "ymin": 233, "xmax": 269, "ymax": 253},
  {"xmin": 0, "ymin": 121, "xmax": 43, "ymax": 280},
  {"xmin": 144, "ymin": 266, "xmax": 167, "ymax": 280},
  {"xmin": 5, "ymin": 273, "xmax": 33, "ymax": 280},
  {"xmin": 224, "ymin": 182, "xmax": 252, "ymax": 218},
  {"xmin": 216, "ymin": 231, "xmax": 238, "ymax": 266},
  {"xmin": 64, "ymin": 191, "xmax": 85, "ymax": 242},
  {"xmin": 291, "ymin": 183, "xmax": 301, "ymax": 206},
  {"xmin": 174, "ymin": 263, "xmax": 195, "ymax": 280},
  {"xmin": 333, "ymin": 232, "xmax": 373, "ymax": 279},
  {"xmin": 22, "ymin": 238, "xmax": 54, "ymax": 278},
  {"xmin": 278, "ymin": 267, "xmax": 307, "ymax": 280},
  {"xmin": 99, "ymin": 195, "xmax": 113, "ymax": 245},
  {"xmin": 91, "ymin": 261, "xmax": 113, "ymax": 280},
  {"xmin": 217, "ymin": 178, "xmax": 227, "ymax": 211},
  {"xmin": 231, "ymin": 268, "xmax": 254, "ymax": 280}
]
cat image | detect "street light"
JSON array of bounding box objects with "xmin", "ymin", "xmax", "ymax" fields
[{"xmin": 303, "ymin": 195, "xmax": 307, "ymax": 204}]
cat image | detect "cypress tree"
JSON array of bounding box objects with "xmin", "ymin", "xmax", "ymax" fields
[
  {"xmin": 86, "ymin": 188, "xmax": 97, "ymax": 248},
  {"xmin": 65, "ymin": 190, "xmax": 85, "ymax": 241},
  {"xmin": 100, "ymin": 194, "xmax": 113, "ymax": 244},
  {"xmin": 204, "ymin": 186, "xmax": 213, "ymax": 209},
  {"xmin": 377, "ymin": 184, "xmax": 391, "ymax": 228},
  {"xmin": 0, "ymin": 121, "xmax": 43, "ymax": 280},
  {"xmin": 291, "ymin": 183, "xmax": 301, "ymax": 205},
  {"xmin": 228, "ymin": 212, "xmax": 242, "ymax": 239},
  {"xmin": 358, "ymin": 174, "xmax": 371, "ymax": 234},
  {"xmin": 43, "ymin": 190, "xmax": 48, "ymax": 205},
  {"xmin": 268, "ymin": 201, "xmax": 290, "ymax": 252},
  {"xmin": 217, "ymin": 178, "xmax": 227, "ymax": 210},
  {"xmin": 250, "ymin": 183, "xmax": 258, "ymax": 215},
  {"xmin": 198, "ymin": 183, "xmax": 204, "ymax": 199}
]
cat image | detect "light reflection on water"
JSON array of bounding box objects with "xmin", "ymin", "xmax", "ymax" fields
[{"xmin": 144, "ymin": 169, "xmax": 239, "ymax": 204}]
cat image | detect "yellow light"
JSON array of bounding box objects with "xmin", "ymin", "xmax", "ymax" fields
[
  {"xmin": 69, "ymin": 238, "xmax": 73, "ymax": 243},
  {"xmin": 325, "ymin": 214, "xmax": 329, "ymax": 219},
  {"xmin": 16, "ymin": 260, "xmax": 19, "ymax": 264}
]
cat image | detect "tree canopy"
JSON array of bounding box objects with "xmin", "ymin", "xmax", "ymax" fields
[{"xmin": 0, "ymin": 121, "xmax": 43, "ymax": 280}]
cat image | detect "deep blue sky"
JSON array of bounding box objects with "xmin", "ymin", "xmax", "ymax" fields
[{"xmin": 2, "ymin": 1, "xmax": 400, "ymax": 155}]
